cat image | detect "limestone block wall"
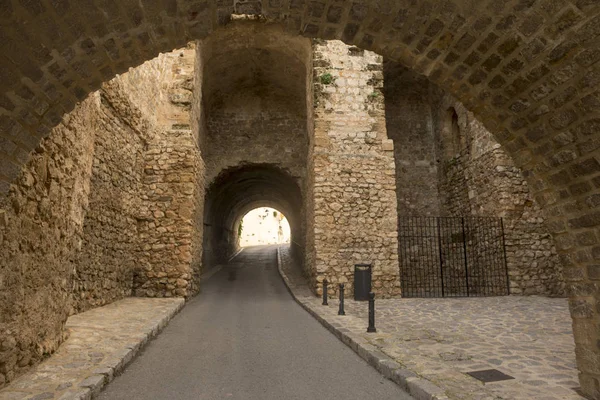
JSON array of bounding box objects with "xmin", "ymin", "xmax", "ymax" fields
[
  {"xmin": 383, "ymin": 65, "xmax": 440, "ymax": 216},
  {"xmin": 201, "ymin": 93, "xmax": 308, "ymax": 267},
  {"xmin": 135, "ymin": 130, "xmax": 203, "ymax": 297},
  {"xmin": 199, "ymin": 25, "xmax": 310, "ymax": 186},
  {"xmin": 190, "ymin": 47, "xmax": 207, "ymax": 288},
  {"xmin": 381, "ymin": 60, "xmax": 563, "ymax": 297},
  {"xmin": 73, "ymin": 46, "xmax": 203, "ymax": 301},
  {"xmin": 130, "ymin": 47, "xmax": 204, "ymax": 298},
  {"xmin": 310, "ymin": 40, "xmax": 401, "ymax": 298},
  {"xmin": 0, "ymin": 46, "xmax": 204, "ymax": 388},
  {"xmin": 117, "ymin": 49, "xmax": 188, "ymax": 129},
  {"xmin": 0, "ymin": 98, "xmax": 97, "ymax": 388},
  {"xmin": 72, "ymin": 80, "xmax": 151, "ymax": 313},
  {"xmin": 431, "ymin": 96, "xmax": 565, "ymax": 296},
  {"xmin": 204, "ymin": 97, "xmax": 308, "ymax": 185}
]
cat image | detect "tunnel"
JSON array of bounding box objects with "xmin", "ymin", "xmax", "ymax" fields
[{"xmin": 202, "ymin": 163, "xmax": 304, "ymax": 269}]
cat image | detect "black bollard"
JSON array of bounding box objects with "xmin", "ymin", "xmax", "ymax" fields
[
  {"xmin": 322, "ymin": 279, "xmax": 328, "ymax": 306},
  {"xmin": 338, "ymin": 283, "xmax": 346, "ymax": 315},
  {"xmin": 367, "ymin": 292, "xmax": 376, "ymax": 333}
]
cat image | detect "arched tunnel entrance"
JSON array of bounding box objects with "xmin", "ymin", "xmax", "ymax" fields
[
  {"xmin": 1, "ymin": 8, "xmax": 600, "ymax": 395},
  {"xmin": 203, "ymin": 164, "xmax": 304, "ymax": 269}
]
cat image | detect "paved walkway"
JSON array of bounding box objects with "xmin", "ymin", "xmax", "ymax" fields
[
  {"xmin": 0, "ymin": 298, "xmax": 184, "ymax": 400},
  {"xmin": 278, "ymin": 246, "xmax": 584, "ymax": 400},
  {"xmin": 98, "ymin": 245, "xmax": 412, "ymax": 400}
]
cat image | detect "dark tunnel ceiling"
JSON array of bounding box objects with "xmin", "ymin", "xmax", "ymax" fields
[{"xmin": 205, "ymin": 164, "xmax": 302, "ymax": 233}]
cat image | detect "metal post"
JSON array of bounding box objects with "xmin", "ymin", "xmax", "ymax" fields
[
  {"xmin": 338, "ymin": 283, "xmax": 345, "ymax": 315},
  {"xmin": 367, "ymin": 292, "xmax": 376, "ymax": 333},
  {"xmin": 322, "ymin": 279, "xmax": 328, "ymax": 305},
  {"xmin": 461, "ymin": 217, "xmax": 470, "ymax": 297},
  {"xmin": 500, "ymin": 218, "xmax": 510, "ymax": 295},
  {"xmin": 437, "ymin": 217, "xmax": 445, "ymax": 298}
]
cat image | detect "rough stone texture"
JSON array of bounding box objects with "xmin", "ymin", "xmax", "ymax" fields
[
  {"xmin": 0, "ymin": 47, "xmax": 203, "ymax": 389},
  {"xmin": 115, "ymin": 46, "xmax": 204, "ymax": 299},
  {"xmin": 203, "ymin": 164, "xmax": 304, "ymax": 268},
  {"xmin": 72, "ymin": 82, "xmax": 149, "ymax": 313},
  {"xmin": 0, "ymin": 97, "xmax": 97, "ymax": 389},
  {"xmin": 431, "ymin": 96, "xmax": 565, "ymax": 296},
  {"xmin": 200, "ymin": 23, "xmax": 310, "ymax": 185},
  {"xmin": 0, "ymin": 298, "xmax": 184, "ymax": 400},
  {"xmin": 383, "ymin": 61, "xmax": 564, "ymax": 297},
  {"xmin": 3, "ymin": 37, "xmax": 564, "ymax": 391},
  {"xmin": 384, "ymin": 65, "xmax": 441, "ymax": 216},
  {"xmin": 74, "ymin": 47, "xmax": 204, "ymax": 305},
  {"xmin": 1, "ymin": 3, "xmax": 600, "ymax": 392},
  {"xmin": 279, "ymin": 245, "xmax": 583, "ymax": 400},
  {"xmin": 135, "ymin": 130, "xmax": 204, "ymax": 298},
  {"xmin": 309, "ymin": 40, "xmax": 401, "ymax": 298}
]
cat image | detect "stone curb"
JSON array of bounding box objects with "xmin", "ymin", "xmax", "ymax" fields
[
  {"xmin": 74, "ymin": 299, "xmax": 186, "ymax": 400},
  {"xmin": 276, "ymin": 248, "xmax": 449, "ymax": 400}
]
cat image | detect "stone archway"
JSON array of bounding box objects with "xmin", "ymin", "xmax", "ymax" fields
[
  {"xmin": 202, "ymin": 163, "xmax": 305, "ymax": 268},
  {"xmin": 1, "ymin": 1, "xmax": 600, "ymax": 395}
]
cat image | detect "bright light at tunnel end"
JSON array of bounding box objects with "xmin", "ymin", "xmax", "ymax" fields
[{"xmin": 238, "ymin": 207, "xmax": 291, "ymax": 247}]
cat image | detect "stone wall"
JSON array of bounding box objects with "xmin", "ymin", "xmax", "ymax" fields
[
  {"xmin": 0, "ymin": 46, "xmax": 205, "ymax": 388},
  {"xmin": 135, "ymin": 131, "xmax": 203, "ymax": 298},
  {"xmin": 383, "ymin": 64, "xmax": 440, "ymax": 216},
  {"xmin": 201, "ymin": 92, "xmax": 307, "ymax": 266},
  {"xmin": 128, "ymin": 47, "xmax": 204, "ymax": 298},
  {"xmin": 117, "ymin": 50, "xmax": 184, "ymax": 129},
  {"xmin": 381, "ymin": 60, "xmax": 563, "ymax": 297},
  {"xmin": 204, "ymin": 99, "xmax": 307, "ymax": 183},
  {"xmin": 199, "ymin": 23, "xmax": 310, "ymax": 186},
  {"xmin": 72, "ymin": 80, "xmax": 150, "ymax": 313},
  {"xmin": 431, "ymin": 95, "xmax": 565, "ymax": 296},
  {"xmin": 0, "ymin": 32, "xmax": 568, "ymax": 390},
  {"xmin": 0, "ymin": 97, "xmax": 97, "ymax": 388},
  {"xmin": 74, "ymin": 46, "xmax": 204, "ymax": 302},
  {"xmin": 3, "ymin": 5, "xmax": 600, "ymax": 396},
  {"xmin": 201, "ymin": 53, "xmax": 309, "ymax": 186},
  {"xmin": 310, "ymin": 40, "xmax": 401, "ymax": 298},
  {"xmin": 191, "ymin": 45, "xmax": 208, "ymax": 284}
]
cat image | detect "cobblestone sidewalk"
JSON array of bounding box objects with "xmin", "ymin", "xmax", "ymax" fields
[
  {"xmin": 0, "ymin": 298, "xmax": 184, "ymax": 400},
  {"xmin": 278, "ymin": 247, "xmax": 583, "ymax": 400}
]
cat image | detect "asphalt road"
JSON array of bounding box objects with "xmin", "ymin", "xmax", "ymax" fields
[{"xmin": 98, "ymin": 245, "xmax": 413, "ymax": 400}]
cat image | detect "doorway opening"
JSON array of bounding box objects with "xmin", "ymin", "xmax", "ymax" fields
[{"xmin": 238, "ymin": 207, "xmax": 291, "ymax": 247}]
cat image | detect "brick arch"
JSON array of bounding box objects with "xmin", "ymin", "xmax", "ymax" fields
[{"xmin": 2, "ymin": 0, "xmax": 600, "ymax": 396}]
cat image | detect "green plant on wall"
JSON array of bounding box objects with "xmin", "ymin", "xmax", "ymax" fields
[
  {"xmin": 238, "ymin": 220, "xmax": 243, "ymax": 238},
  {"xmin": 319, "ymin": 72, "xmax": 335, "ymax": 85},
  {"xmin": 368, "ymin": 91, "xmax": 380, "ymax": 100}
]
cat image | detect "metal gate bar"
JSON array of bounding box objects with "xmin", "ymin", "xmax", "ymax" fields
[{"xmin": 398, "ymin": 216, "xmax": 509, "ymax": 298}]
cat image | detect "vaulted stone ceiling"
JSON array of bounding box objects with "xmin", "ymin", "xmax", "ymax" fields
[{"xmin": 201, "ymin": 22, "xmax": 311, "ymax": 112}]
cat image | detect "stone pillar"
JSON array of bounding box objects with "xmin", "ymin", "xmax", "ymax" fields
[
  {"xmin": 132, "ymin": 47, "xmax": 204, "ymax": 298},
  {"xmin": 307, "ymin": 40, "xmax": 400, "ymax": 298}
]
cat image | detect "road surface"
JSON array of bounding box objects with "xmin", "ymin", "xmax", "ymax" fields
[{"xmin": 99, "ymin": 245, "xmax": 413, "ymax": 400}]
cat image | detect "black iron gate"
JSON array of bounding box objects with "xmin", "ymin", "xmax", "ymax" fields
[{"xmin": 398, "ymin": 216, "xmax": 509, "ymax": 298}]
